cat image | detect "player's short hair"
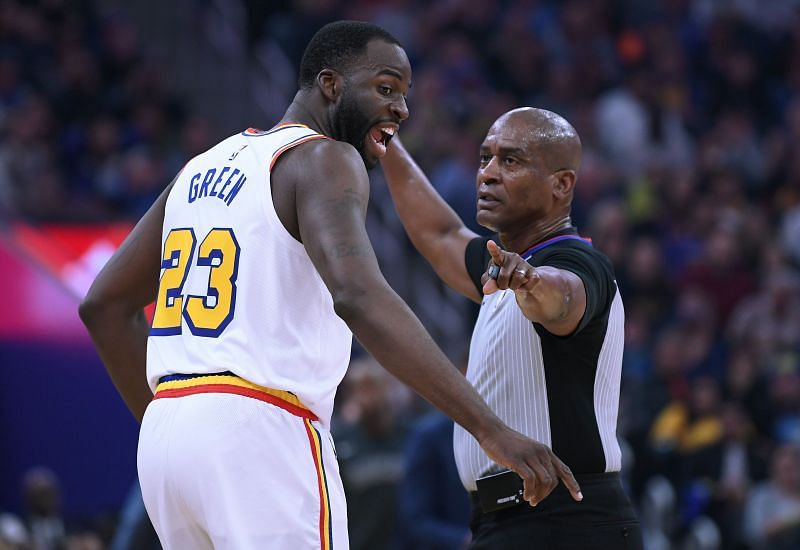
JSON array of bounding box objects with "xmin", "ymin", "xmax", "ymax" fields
[{"xmin": 298, "ymin": 20, "xmax": 401, "ymax": 89}]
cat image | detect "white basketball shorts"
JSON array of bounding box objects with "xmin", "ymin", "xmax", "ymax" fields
[{"xmin": 137, "ymin": 372, "xmax": 348, "ymax": 549}]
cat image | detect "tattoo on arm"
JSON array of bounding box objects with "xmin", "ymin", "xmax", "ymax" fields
[
  {"xmin": 325, "ymin": 188, "xmax": 365, "ymax": 216},
  {"xmin": 556, "ymin": 289, "xmax": 572, "ymax": 321},
  {"xmin": 332, "ymin": 243, "xmax": 372, "ymax": 258},
  {"xmin": 320, "ymin": 186, "xmax": 373, "ymax": 259}
]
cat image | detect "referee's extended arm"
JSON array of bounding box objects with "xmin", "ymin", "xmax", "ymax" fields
[{"xmin": 483, "ymin": 240, "xmax": 587, "ymax": 336}]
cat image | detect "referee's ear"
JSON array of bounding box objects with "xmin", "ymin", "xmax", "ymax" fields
[{"xmin": 553, "ymin": 170, "xmax": 576, "ymax": 201}]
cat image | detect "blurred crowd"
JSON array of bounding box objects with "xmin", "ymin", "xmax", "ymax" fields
[
  {"xmin": 3, "ymin": 0, "xmax": 800, "ymax": 549},
  {"xmin": 0, "ymin": 0, "xmax": 215, "ymax": 222}
]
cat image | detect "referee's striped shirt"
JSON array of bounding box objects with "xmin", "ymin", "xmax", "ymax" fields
[{"xmin": 454, "ymin": 232, "xmax": 624, "ymax": 492}]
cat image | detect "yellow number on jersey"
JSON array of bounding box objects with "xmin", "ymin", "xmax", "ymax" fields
[
  {"xmin": 151, "ymin": 228, "xmax": 196, "ymax": 335},
  {"xmin": 150, "ymin": 228, "xmax": 240, "ymax": 338},
  {"xmin": 184, "ymin": 228, "xmax": 240, "ymax": 336}
]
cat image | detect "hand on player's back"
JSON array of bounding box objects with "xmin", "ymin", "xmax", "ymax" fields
[{"xmin": 479, "ymin": 426, "xmax": 583, "ymax": 506}]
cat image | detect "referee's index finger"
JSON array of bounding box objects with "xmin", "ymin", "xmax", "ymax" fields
[
  {"xmin": 486, "ymin": 239, "xmax": 504, "ymax": 264},
  {"xmin": 556, "ymin": 459, "xmax": 583, "ymax": 502}
]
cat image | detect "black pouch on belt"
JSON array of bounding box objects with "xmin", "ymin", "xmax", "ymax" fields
[{"xmin": 475, "ymin": 470, "xmax": 524, "ymax": 513}]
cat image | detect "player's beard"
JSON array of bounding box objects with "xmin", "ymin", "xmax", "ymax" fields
[{"xmin": 332, "ymin": 86, "xmax": 378, "ymax": 169}]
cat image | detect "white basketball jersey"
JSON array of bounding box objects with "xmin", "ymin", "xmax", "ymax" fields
[{"xmin": 146, "ymin": 123, "xmax": 352, "ymax": 427}]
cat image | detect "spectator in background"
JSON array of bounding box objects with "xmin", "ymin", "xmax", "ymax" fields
[
  {"xmin": 681, "ymin": 402, "xmax": 768, "ymax": 548},
  {"xmin": 724, "ymin": 346, "xmax": 774, "ymax": 438},
  {"xmin": 397, "ymin": 410, "xmax": 470, "ymax": 550},
  {"xmin": 585, "ymin": 199, "xmax": 629, "ymax": 272},
  {"xmin": 744, "ymin": 444, "xmax": 800, "ymax": 549},
  {"xmin": 642, "ymin": 325, "xmax": 692, "ymax": 414},
  {"xmin": 698, "ymin": 110, "xmax": 765, "ymax": 187},
  {"xmin": 768, "ymin": 353, "xmax": 800, "ymax": 445},
  {"xmin": 334, "ymin": 358, "xmax": 412, "ymax": 550},
  {"xmin": 594, "ymin": 59, "xmax": 692, "ymax": 180},
  {"xmin": 22, "ymin": 467, "xmax": 65, "ymax": 550},
  {"xmin": 656, "ymin": 170, "xmax": 705, "ymax": 279},
  {"xmin": 649, "ymin": 375, "xmax": 723, "ymax": 484},
  {"xmin": 0, "ymin": 94, "xmax": 62, "ymax": 220},
  {"xmin": 397, "ymin": 353, "xmax": 471, "ymax": 550},
  {"xmin": 728, "ymin": 269, "xmax": 800, "ymax": 358},
  {"xmin": 0, "ymin": 0, "xmax": 204, "ymax": 222},
  {"xmin": 673, "ymin": 287, "xmax": 725, "ymax": 379},
  {"xmin": 616, "ymin": 234, "xmax": 674, "ymax": 328},
  {"xmin": 679, "ymin": 222, "xmax": 756, "ymax": 327}
]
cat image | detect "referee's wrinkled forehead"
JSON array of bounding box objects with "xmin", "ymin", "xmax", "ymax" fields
[{"xmin": 486, "ymin": 108, "xmax": 582, "ymax": 174}]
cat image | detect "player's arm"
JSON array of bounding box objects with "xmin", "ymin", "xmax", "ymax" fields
[
  {"xmin": 78, "ymin": 180, "xmax": 175, "ymax": 422},
  {"xmin": 483, "ymin": 240, "xmax": 587, "ymax": 336},
  {"xmin": 381, "ymin": 138, "xmax": 481, "ymax": 303},
  {"xmin": 287, "ymin": 140, "xmax": 581, "ymax": 506}
]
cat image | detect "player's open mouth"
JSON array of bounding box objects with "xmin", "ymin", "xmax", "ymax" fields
[{"xmin": 365, "ymin": 124, "xmax": 397, "ymax": 158}]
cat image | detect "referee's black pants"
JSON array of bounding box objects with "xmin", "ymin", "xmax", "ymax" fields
[{"xmin": 468, "ymin": 472, "xmax": 643, "ymax": 550}]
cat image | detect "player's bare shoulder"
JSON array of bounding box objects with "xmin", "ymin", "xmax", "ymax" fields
[
  {"xmin": 277, "ymin": 138, "xmax": 367, "ymax": 192},
  {"xmin": 271, "ymin": 137, "xmax": 369, "ymax": 240}
]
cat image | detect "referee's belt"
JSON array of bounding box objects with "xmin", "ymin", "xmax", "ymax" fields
[{"xmin": 154, "ymin": 371, "xmax": 317, "ymax": 420}]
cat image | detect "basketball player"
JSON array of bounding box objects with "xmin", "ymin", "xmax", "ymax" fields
[{"xmin": 79, "ymin": 22, "xmax": 581, "ymax": 549}]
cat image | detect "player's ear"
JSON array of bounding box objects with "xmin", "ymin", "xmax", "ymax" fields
[
  {"xmin": 317, "ymin": 69, "xmax": 343, "ymax": 102},
  {"xmin": 553, "ymin": 170, "xmax": 576, "ymax": 200}
]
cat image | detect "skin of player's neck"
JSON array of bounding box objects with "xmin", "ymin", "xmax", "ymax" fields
[
  {"xmin": 499, "ymin": 211, "xmax": 574, "ymax": 255},
  {"xmin": 281, "ymin": 91, "xmax": 335, "ymax": 138}
]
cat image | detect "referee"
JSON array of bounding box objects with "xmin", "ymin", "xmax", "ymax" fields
[{"xmin": 381, "ymin": 107, "xmax": 642, "ymax": 549}]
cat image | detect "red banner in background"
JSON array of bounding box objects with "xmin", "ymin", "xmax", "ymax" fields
[{"xmin": 0, "ymin": 223, "xmax": 137, "ymax": 342}]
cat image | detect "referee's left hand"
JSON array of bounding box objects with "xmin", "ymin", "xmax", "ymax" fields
[{"xmin": 480, "ymin": 425, "xmax": 583, "ymax": 507}]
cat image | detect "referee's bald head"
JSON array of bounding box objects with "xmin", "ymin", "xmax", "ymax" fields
[{"xmin": 493, "ymin": 107, "xmax": 582, "ymax": 174}]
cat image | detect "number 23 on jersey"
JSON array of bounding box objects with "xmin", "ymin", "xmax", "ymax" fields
[{"xmin": 151, "ymin": 228, "xmax": 241, "ymax": 337}]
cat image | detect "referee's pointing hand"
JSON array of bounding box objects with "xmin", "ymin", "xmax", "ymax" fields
[{"xmin": 483, "ymin": 240, "xmax": 540, "ymax": 295}]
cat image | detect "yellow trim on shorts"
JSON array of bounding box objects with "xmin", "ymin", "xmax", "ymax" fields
[
  {"xmin": 304, "ymin": 419, "xmax": 332, "ymax": 550},
  {"xmin": 155, "ymin": 375, "xmax": 310, "ymax": 413}
]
